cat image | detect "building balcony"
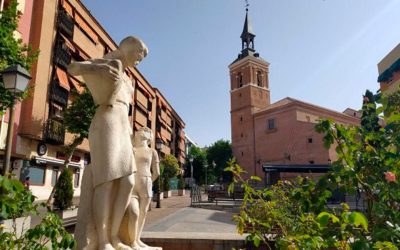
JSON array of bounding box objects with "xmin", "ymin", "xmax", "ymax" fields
[
  {"xmin": 58, "ymin": 9, "xmax": 74, "ymax": 38},
  {"xmin": 53, "ymin": 40, "xmax": 72, "ymax": 68},
  {"xmin": 44, "ymin": 118, "xmax": 65, "ymax": 145},
  {"xmin": 49, "ymin": 81, "xmax": 69, "ymax": 106}
]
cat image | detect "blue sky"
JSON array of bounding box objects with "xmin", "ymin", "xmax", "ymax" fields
[{"xmin": 81, "ymin": 0, "xmax": 400, "ymax": 147}]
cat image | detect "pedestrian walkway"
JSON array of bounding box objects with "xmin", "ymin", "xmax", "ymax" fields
[
  {"xmin": 142, "ymin": 190, "xmax": 250, "ymax": 250},
  {"xmin": 145, "ymin": 190, "xmax": 192, "ymax": 226}
]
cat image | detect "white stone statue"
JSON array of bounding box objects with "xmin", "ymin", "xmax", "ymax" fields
[
  {"xmin": 68, "ymin": 36, "xmax": 148, "ymax": 250},
  {"xmin": 120, "ymin": 127, "xmax": 160, "ymax": 249}
]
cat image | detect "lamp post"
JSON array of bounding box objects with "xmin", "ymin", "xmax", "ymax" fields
[
  {"xmin": 155, "ymin": 138, "xmax": 164, "ymax": 208},
  {"xmin": 2, "ymin": 65, "xmax": 31, "ymax": 177},
  {"xmin": 189, "ymin": 157, "xmax": 193, "ymax": 188},
  {"xmin": 204, "ymin": 163, "xmax": 208, "ymax": 193}
]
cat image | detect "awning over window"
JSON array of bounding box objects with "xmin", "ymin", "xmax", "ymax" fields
[
  {"xmin": 75, "ymin": 14, "xmax": 99, "ymax": 44},
  {"xmin": 62, "ymin": 0, "xmax": 73, "ymax": 16},
  {"xmin": 262, "ymin": 164, "xmax": 331, "ymax": 173},
  {"xmin": 60, "ymin": 34, "xmax": 76, "ymax": 53},
  {"xmin": 69, "ymin": 76, "xmax": 84, "ymax": 94},
  {"xmin": 56, "ymin": 68, "xmax": 70, "ymax": 91}
]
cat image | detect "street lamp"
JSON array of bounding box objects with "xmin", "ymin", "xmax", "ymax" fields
[
  {"xmin": 189, "ymin": 157, "xmax": 193, "ymax": 188},
  {"xmin": 155, "ymin": 138, "xmax": 164, "ymax": 208},
  {"xmin": 2, "ymin": 65, "xmax": 31, "ymax": 177},
  {"xmin": 204, "ymin": 163, "xmax": 208, "ymax": 193}
]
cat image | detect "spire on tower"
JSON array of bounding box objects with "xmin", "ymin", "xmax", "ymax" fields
[{"xmin": 240, "ymin": 6, "xmax": 256, "ymax": 57}]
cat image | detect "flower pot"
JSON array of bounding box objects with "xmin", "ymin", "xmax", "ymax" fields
[
  {"xmin": 56, "ymin": 207, "xmax": 78, "ymax": 220},
  {"xmin": 153, "ymin": 192, "xmax": 164, "ymax": 201},
  {"xmin": 163, "ymin": 190, "xmax": 172, "ymax": 198},
  {"xmin": 178, "ymin": 189, "xmax": 185, "ymax": 196}
]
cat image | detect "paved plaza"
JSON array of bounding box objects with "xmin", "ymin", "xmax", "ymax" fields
[{"xmin": 144, "ymin": 191, "xmax": 237, "ymax": 234}]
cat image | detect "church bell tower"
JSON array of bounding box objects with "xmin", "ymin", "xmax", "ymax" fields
[{"xmin": 229, "ymin": 8, "xmax": 270, "ymax": 177}]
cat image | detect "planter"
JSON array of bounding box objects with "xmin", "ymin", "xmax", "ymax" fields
[
  {"xmin": 1, "ymin": 216, "xmax": 31, "ymax": 238},
  {"xmin": 178, "ymin": 189, "xmax": 185, "ymax": 196},
  {"xmin": 153, "ymin": 192, "xmax": 164, "ymax": 201},
  {"xmin": 56, "ymin": 207, "xmax": 78, "ymax": 219},
  {"xmin": 163, "ymin": 190, "xmax": 172, "ymax": 198}
]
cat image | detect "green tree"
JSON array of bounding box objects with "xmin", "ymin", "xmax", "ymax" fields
[
  {"xmin": 160, "ymin": 154, "xmax": 180, "ymax": 191},
  {"xmin": 53, "ymin": 169, "xmax": 73, "ymax": 211},
  {"xmin": 186, "ymin": 146, "xmax": 207, "ymax": 185},
  {"xmin": 47, "ymin": 87, "xmax": 96, "ymax": 206},
  {"xmin": 0, "ymin": 0, "xmax": 38, "ymax": 114},
  {"xmin": 206, "ymin": 139, "xmax": 233, "ymax": 183}
]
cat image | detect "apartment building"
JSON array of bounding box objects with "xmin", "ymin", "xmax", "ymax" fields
[
  {"xmin": 378, "ymin": 43, "xmax": 400, "ymax": 95},
  {"xmin": 1, "ymin": 0, "xmax": 185, "ymax": 200},
  {"xmin": 154, "ymin": 89, "xmax": 186, "ymax": 167}
]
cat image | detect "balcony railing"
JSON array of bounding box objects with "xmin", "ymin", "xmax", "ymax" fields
[
  {"xmin": 58, "ymin": 9, "xmax": 74, "ymax": 38},
  {"xmin": 53, "ymin": 40, "xmax": 71, "ymax": 68},
  {"xmin": 49, "ymin": 81, "xmax": 69, "ymax": 106},
  {"xmin": 44, "ymin": 118, "xmax": 65, "ymax": 145}
]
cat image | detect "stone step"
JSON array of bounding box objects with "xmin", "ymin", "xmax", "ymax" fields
[{"xmin": 141, "ymin": 232, "xmax": 263, "ymax": 250}]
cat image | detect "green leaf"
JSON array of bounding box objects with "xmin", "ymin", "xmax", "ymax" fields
[
  {"xmin": 250, "ymin": 176, "xmax": 261, "ymax": 182},
  {"xmin": 317, "ymin": 212, "xmax": 331, "ymax": 227},
  {"xmin": 227, "ymin": 182, "xmax": 234, "ymax": 195},
  {"xmin": 253, "ymin": 235, "xmax": 261, "ymax": 247},
  {"xmin": 348, "ymin": 212, "xmax": 368, "ymax": 231}
]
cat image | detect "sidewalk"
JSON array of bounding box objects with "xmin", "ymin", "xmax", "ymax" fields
[
  {"xmin": 144, "ymin": 190, "xmax": 238, "ymax": 234},
  {"xmin": 145, "ymin": 190, "xmax": 192, "ymax": 226}
]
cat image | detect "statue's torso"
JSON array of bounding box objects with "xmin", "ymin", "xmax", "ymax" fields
[
  {"xmin": 81, "ymin": 59, "xmax": 134, "ymax": 107},
  {"xmin": 134, "ymin": 147, "xmax": 153, "ymax": 177}
]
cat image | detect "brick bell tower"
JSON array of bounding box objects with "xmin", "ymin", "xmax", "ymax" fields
[{"xmin": 229, "ymin": 8, "xmax": 270, "ymax": 177}]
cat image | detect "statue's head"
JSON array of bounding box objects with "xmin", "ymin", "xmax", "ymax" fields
[
  {"xmin": 135, "ymin": 127, "xmax": 153, "ymax": 145},
  {"xmin": 119, "ymin": 36, "xmax": 148, "ymax": 67}
]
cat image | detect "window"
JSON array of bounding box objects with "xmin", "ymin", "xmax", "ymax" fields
[
  {"xmin": 237, "ymin": 73, "xmax": 243, "ymax": 88},
  {"xmin": 73, "ymin": 168, "xmax": 80, "ymax": 188},
  {"xmin": 308, "ymin": 137, "xmax": 313, "ymax": 143},
  {"xmin": 19, "ymin": 161, "xmax": 46, "ymax": 185},
  {"xmin": 241, "ymin": 133, "xmax": 243, "ymax": 138},
  {"xmin": 49, "ymin": 102, "xmax": 64, "ymax": 121},
  {"xmin": 240, "ymin": 116, "xmax": 243, "ymax": 122},
  {"xmin": 51, "ymin": 168, "xmax": 59, "ymax": 186},
  {"xmin": 256, "ymin": 70, "xmax": 263, "ymax": 87},
  {"xmin": 267, "ymin": 118, "xmax": 275, "ymax": 130},
  {"xmin": 309, "ymin": 160, "xmax": 315, "ymax": 164}
]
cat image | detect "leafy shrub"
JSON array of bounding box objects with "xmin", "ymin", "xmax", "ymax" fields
[
  {"xmin": 0, "ymin": 175, "xmax": 75, "ymax": 249},
  {"xmin": 0, "ymin": 175, "xmax": 37, "ymax": 219},
  {"xmin": 53, "ymin": 169, "xmax": 73, "ymax": 211},
  {"xmin": 178, "ymin": 175, "xmax": 185, "ymax": 190},
  {"xmin": 160, "ymin": 155, "xmax": 180, "ymax": 192}
]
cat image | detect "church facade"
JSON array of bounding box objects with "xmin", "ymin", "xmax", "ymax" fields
[{"xmin": 229, "ymin": 10, "xmax": 359, "ymax": 184}]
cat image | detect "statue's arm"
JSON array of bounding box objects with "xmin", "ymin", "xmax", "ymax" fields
[
  {"xmin": 67, "ymin": 59, "xmax": 121, "ymax": 80},
  {"xmin": 67, "ymin": 61, "xmax": 97, "ymax": 76},
  {"xmin": 151, "ymin": 149, "xmax": 160, "ymax": 182}
]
